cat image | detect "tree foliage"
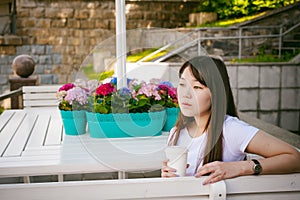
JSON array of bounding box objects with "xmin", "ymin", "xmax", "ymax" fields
[{"xmin": 195, "ymin": 0, "xmax": 299, "ymax": 19}]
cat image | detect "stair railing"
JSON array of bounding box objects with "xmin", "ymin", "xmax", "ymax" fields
[{"xmin": 139, "ymin": 21, "xmax": 300, "ymax": 62}]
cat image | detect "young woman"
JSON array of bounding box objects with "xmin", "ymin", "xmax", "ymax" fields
[{"xmin": 161, "ymin": 55, "xmax": 300, "ymax": 184}]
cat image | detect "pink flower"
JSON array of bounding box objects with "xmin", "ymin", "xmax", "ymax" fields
[
  {"xmin": 95, "ymin": 83, "xmax": 116, "ymax": 96},
  {"xmin": 64, "ymin": 87, "xmax": 88, "ymax": 105},
  {"xmin": 59, "ymin": 83, "xmax": 75, "ymax": 92},
  {"xmin": 137, "ymin": 83, "xmax": 161, "ymax": 100}
]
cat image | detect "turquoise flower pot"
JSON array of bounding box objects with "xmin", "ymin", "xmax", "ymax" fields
[
  {"xmin": 86, "ymin": 110, "xmax": 166, "ymax": 138},
  {"xmin": 60, "ymin": 110, "xmax": 87, "ymax": 135},
  {"xmin": 162, "ymin": 107, "xmax": 180, "ymax": 132}
]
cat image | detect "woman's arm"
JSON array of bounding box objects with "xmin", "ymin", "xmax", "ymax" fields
[
  {"xmin": 196, "ymin": 130, "xmax": 300, "ymax": 184},
  {"xmin": 244, "ymin": 130, "xmax": 300, "ymax": 174}
]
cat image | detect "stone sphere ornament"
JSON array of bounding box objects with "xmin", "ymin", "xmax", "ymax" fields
[{"xmin": 12, "ymin": 55, "xmax": 36, "ymax": 78}]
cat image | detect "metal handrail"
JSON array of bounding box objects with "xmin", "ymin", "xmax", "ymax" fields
[
  {"xmin": 0, "ymin": 88, "xmax": 22, "ymax": 101},
  {"xmin": 142, "ymin": 21, "xmax": 300, "ymax": 62}
]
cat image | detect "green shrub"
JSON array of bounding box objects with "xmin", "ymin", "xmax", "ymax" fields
[{"xmin": 195, "ymin": 0, "xmax": 299, "ymax": 20}]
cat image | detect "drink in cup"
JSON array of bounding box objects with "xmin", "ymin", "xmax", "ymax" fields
[{"xmin": 164, "ymin": 146, "xmax": 188, "ymax": 177}]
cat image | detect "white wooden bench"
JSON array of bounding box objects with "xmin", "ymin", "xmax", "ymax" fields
[
  {"xmin": 0, "ymin": 174, "xmax": 299, "ymax": 200},
  {"xmin": 22, "ymin": 85, "xmax": 61, "ymax": 109}
]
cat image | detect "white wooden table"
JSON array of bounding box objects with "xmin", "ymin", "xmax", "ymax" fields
[{"xmin": 0, "ymin": 108, "xmax": 168, "ymax": 182}]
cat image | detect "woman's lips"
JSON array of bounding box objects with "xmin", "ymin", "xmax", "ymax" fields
[{"xmin": 181, "ymin": 102, "xmax": 192, "ymax": 106}]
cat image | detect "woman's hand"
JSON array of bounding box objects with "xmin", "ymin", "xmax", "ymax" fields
[
  {"xmin": 161, "ymin": 161, "xmax": 190, "ymax": 178},
  {"xmin": 195, "ymin": 161, "xmax": 248, "ymax": 185},
  {"xmin": 161, "ymin": 160, "xmax": 177, "ymax": 178}
]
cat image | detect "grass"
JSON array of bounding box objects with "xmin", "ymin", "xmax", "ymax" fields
[
  {"xmin": 82, "ymin": 64, "xmax": 115, "ymax": 81},
  {"xmin": 82, "ymin": 64, "xmax": 101, "ymax": 80},
  {"xmin": 232, "ymin": 49, "xmax": 300, "ymax": 63},
  {"xmin": 82, "ymin": 48, "xmax": 167, "ymax": 80},
  {"xmin": 232, "ymin": 55, "xmax": 288, "ymax": 63},
  {"xmin": 127, "ymin": 48, "xmax": 168, "ymax": 62},
  {"xmin": 192, "ymin": 12, "xmax": 266, "ymax": 27}
]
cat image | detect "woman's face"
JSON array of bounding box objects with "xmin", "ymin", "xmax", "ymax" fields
[{"xmin": 177, "ymin": 67, "xmax": 211, "ymax": 117}]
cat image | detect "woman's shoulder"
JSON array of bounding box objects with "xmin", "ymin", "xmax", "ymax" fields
[
  {"xmin": 223, "ymin": 115, "xmax": 259, "ymax": 135},
  {"xmin": 224, "ymin": 115, "xmax": 251, "ymax": 127}
]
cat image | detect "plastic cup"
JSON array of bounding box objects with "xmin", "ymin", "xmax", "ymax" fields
[{"xmin": 164, "ymin": 146, "xmax": 188, "ymax": 177}]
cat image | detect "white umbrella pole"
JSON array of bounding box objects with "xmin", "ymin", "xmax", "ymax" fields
[{"xmin": 115, "ymin": 0, "xmax": 127, "ymax": 89}]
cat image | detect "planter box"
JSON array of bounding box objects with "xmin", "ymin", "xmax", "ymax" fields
[
  {"xmin": 86, "ymin": 110, "xmax": 166, "ymax": 138},
  {"xmin": 163, "ymin": 107, "xmax": 180, "ymax": 132},
  {"xmin": 60, "ymin": 110, "xmax": 87, "ymax": 135}
]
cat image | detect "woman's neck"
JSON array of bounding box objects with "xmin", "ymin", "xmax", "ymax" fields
[{"xmin": 187, "ymin": 112, "xmax": 210, "ymax": 138}]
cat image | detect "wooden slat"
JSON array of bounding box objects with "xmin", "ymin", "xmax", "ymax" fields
[
  {"xmin": 22, "ymin": 85, "xmax": 61, "ymax": 93},
  {"xmin": 23, "ymin": 93, "xmax": 57, "ymax": 100},
  {"xmin": 0, "ymin": 174, "xmax": 299, "ymax": 200},
  {"xmin": 3, "ymin": 113, "xmax": 37, "ymax": 157},
  {"xmin": 23, "ymin": 100, "xmax": 58, "ymax": 107},
  {"xmin": 22, "ymin": 85, "xmax": 61, "ymax": 108},
  {"xmin": 44, "ymin": 117, "xmax": 63, "ymax": 146},
  {"xmin": 25, "ymin": 115, "xmax": 50, "ymax": 149},
  {"xmin": 226, "ymin": 174, "xmax": 300, "ymax": 200},
  {"xmin": 0, "ymin": 177, "xmax": 219, "ymax": 200},
  {"xmin": 0, "ymin": 110, "xmax": 15, "ymax": 131},
  {"xmin": 0, "ymin": 111, "xmax": 26, "ymax": 156},
  {"xmin": 0, "ymin": 158, "xmax": 113, "ymax": 178}
]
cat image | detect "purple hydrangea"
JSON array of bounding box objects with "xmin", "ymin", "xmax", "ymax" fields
[{"xmin": 119, "ymin": 87, "xmax": 131, "ymax": 96}]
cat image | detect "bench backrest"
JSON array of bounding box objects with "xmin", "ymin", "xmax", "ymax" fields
[
  {"xmin": 0, "ymin": 174, "xmax": 299, "ymax": 200},
  {"xmin": 22, "ymin": 85, "xmax": 61, "ymax": 108},
  {"xmin": 0, "ymin": 177, "xmax": 226, "ymax": 200}
]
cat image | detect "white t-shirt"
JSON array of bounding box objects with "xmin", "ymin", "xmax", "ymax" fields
[{"xmin": 168, "ymin": 115, "xmax": 259, "ymax": 176}]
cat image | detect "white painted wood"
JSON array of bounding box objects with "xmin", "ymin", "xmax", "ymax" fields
[
  {"xmin": 0, "ymin": 109, "xmax": 164, "ymax": 178},
  {"xmin": 118, "ymin": 171, "xmax": 128, "ymax": 179},
  {"xmin": 0, "ymin": 174, "xmax": 299, "ymax": 200},
  {"xmin": 44, "ymin": 117, "xmax": 63, "ymax": 146},
  {"xmin": 23, "ymin": 176, "xmax": 30, "ymax": 184},
  {"xmin": 25, "ymin": 115, "xmax": 50, "ymax": 148},
  {"xmin": 22, "ymin": 85, "xmax": 61, "ymax": 108},
  {"xmin": 225, "ymin": 174, "xmax": 300, "ymax": 200},
  {"xmin": 23, "ymin": 93, "xmax": 58, "ymax": 100},
  {"xmin": 58, "ymin": 174, "xmax": 63, "ymax": 182},
  {"xmin": 22, "ymin": 85, "xmax": 61, "ymax": 93},
  {"xmin": 0, "ymin": 111, "xmax": 26, "ymax": 156},
  {"xmin": 0, "ymin": 110, "xmax": 15, "ymax": 131},
  {"xmin": 23, "ymin": 100, "xmax": 59, "ymax": 107},
  {"xmin": 0, "ymin": 177, "xmax": 216, "ymax": 200},
  {"xmin": 209, "ymin": 180, "xmax": 226, "ymax": 200},
  {"xmin": 3, "ymin": 113, "xmax": 37, "ymax": 157}
]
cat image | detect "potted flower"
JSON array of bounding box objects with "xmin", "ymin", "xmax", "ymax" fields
[
  {"xmin": 156, "ymin": 81, "xmax": 179, "ymax": 131},
  {"xmin": 86, "ymin": 78, "xmax": 168, "ymax": 138},
  {"xmin": 57, "ymin": 79, "xmax": 99, "ymax": 135}
]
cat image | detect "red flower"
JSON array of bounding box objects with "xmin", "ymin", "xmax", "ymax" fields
[
  {"xmin": 158, "ymin": 84, "xmax": 177, "ymax": 99},
  {"xmin": 59, "ymin": 83, "xmax": 75, "ymax": 92},
  {"xmin": 168, "ymin": 87, "xmax": 177, "ymax": 99},
  {"xmin": 95, "ymin": 83, "xmax": 116, "ymax": 96}
]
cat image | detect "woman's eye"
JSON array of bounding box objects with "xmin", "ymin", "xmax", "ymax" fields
[
  {"xmin": 179, "ymin": 83, "xmax": 185, "ymax": 86},
  {"xmin": 193, "ymin": 86, "xmax": 203, "ymax": 89}
]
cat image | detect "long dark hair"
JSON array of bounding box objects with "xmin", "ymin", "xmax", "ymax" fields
[{"xmin": 170, "ymin": 55, "xmax": 238, "ymax": 166}]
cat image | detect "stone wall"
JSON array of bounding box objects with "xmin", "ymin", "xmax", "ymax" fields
[
  {"xmin": 0, "ymin": 0, "xmax": 198, "ymax": 93},
  {"xmin": 227, "ymin": 63, "xmax": 300, "ymax": 134}
]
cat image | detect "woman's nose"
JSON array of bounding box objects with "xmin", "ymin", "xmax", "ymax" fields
[{"xmin": 182, "ymin": 87, "xmax": 192, "ymax": 98}]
